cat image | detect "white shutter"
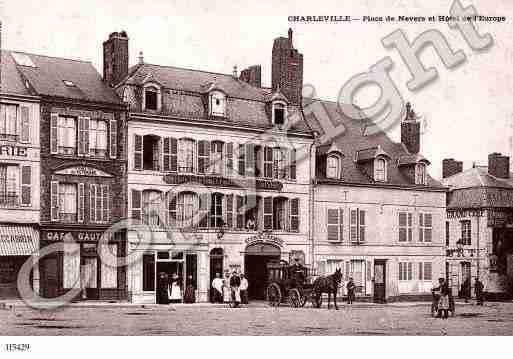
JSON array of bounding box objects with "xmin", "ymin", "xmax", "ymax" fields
[
  {"xmin": 109, "ymin": 119, "xmax": 117, "ymax": 159},
  {"xmin": 51, "ymin": 181, "xmax": 59, "ymax": 221},
  {"xmin": 78, "ymin": 183, "xmax": 84, "ymax": 223}
]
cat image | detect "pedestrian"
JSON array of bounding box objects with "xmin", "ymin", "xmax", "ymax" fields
[
  {"xmin": 222, "ymin": 272, "xmax": 231, "ymax": 304},
  {"xmin": 240, "ymin": 273, "xmax": 249, "ymax": 304},
  {"xmin": 436, "ymin": 277, "xmax": 450, "ymax": 319},
  {"xmin": 168, "ymin": 273, "xmax": 182, "ymax": 304},
  {"xmin": 346, "ymin": 277, "xmax": 356, "ymax": 304},
  {"xmin": 230, "ymin": 270, "xmax": 241, "ymax": 307},
  {"xmin": 461, "ymin": 277, "xmax": 471, "ymax": 303},
  {"xmin": 184, "ymin": 275, "xmax": 196, "ymax": 304},
  {"xmin": 475, "ymin": 277, "xmax": 485, "ymax": 306},
  {"xmin": 157, "ymin": 272, "xmax": 169, "ymax": 304},
  {"xmin": 211, "ymin": 272, "xmax": 223, "ymax": 303}
]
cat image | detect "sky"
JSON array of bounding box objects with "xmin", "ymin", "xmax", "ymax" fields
[{"xmin": 1, "ymin": 0, "xmax": 512, "ymax": 179}]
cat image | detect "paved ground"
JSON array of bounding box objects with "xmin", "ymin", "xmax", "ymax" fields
[{"xmin": 1, "ymin": 301, "xmax": 513, "ymax": 335}]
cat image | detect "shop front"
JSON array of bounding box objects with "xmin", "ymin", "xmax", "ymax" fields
[{"xmin": 39, "ymin": 228, "xmax": 126, "ymax": 300}]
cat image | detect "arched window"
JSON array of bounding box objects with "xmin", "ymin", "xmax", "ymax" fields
[
  {"xmin": 142, "ymin": 190, "xmax": 163, "ymax": 226},
  {"xmin": 168, "ymin": 191, "xmax": 199, "ymax": 228},
  {"xmin": 326, "ymin": 155, "xmax": 340, "ymax": 179},
  {"xmin": 415, "ymin": 163, "xmax": 427, "ymax": 185},
  {"xmin": 374, "ymin": 157, "xmax": 387, "ymax": 182}
]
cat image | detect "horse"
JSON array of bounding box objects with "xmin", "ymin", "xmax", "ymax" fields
[{"xmin": 312, "ymin": 268, "xmax": 342, "ymax": 310}]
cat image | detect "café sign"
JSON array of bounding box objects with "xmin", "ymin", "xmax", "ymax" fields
[
  {"xmin": 45, "ymin": 230, "xmax": 106, "ymax": 242},
  {"xmin": 54, "ymin": 166, "xmax": 112, "ymax": 177}
]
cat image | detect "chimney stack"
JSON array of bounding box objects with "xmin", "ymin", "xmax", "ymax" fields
[
  {"xmin": 488, "ymin": 152, "xmax": 510, "ymax": 179},
  {"xmin": 442, "ymin": 158, "xmax": 463, "ymax": 178},
  {"xmin": 239, "ymin": 65, "xmax": 262, "ymax": 87},
  {"xmin": 401, "ymin": 102, "xmax": 421, "ymax": 154},
  {"xmin": 271, "ymin": 28, "xmax": 303, "ymax": 105},
  {"xmin": 103, "ymin": 31, "xmax": 129, "ymax": 87},
  {"xmin": 138, "ymin": 51, "xmax": 144, "ymax": 65}
]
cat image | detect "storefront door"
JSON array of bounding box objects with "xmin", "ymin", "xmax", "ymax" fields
[
  {"xmin": 244, "ymin": 243, "xmax": 281, "ymax": 300},
  {"xmin": 373, "ymin": 260, "xmax": 386, "ymax": 303},
  {"xmin": 41, "ymin": 257, "xmax": 59, "ymax": 298}
]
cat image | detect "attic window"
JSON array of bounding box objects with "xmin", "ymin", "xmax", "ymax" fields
[
  {"xmin": 209, "ymin": 92, "xmax": 226, "ymax": 117},
  {"xmin": 326, "ymin": 154, "xmax": 341, "ymax": 179},
  {"xmin": 273, "ymin": 102, "xmax": 286, "ymax": 127},
  {"xmin": 11, "ymin": 52, "xmax": 36, "ymax": 67},
  {"xmin": 374, "ymin": 157, "xmax": 387, "ymax": 182},
  {"xmin": 415, "ymin": 163, "xmax": 427, "ymax": 185},
  {"xmin": 145, "ymin": 88, "xmax": 158, "ymax": 111},
  {"xmin": 63, "ymin": 80, "xmax": 75, "ymax": 87}
]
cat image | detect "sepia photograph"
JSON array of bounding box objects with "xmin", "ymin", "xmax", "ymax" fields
[{"xmin": 0, "ymin": 0, "xmax": 512, "ymax": 355}]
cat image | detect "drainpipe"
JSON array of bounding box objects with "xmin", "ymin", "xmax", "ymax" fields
[
  {"xmin": 309, "ymin": 133, "xmax": 318, "ymax": 269},
  {"xmin": 477, "ymin": 211, "xmax": 481, "ymax": 279}
]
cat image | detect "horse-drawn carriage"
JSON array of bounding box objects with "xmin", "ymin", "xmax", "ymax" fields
[{"xmin": 265, "ymin": 260, "xmax": 316, "ymax": 307}]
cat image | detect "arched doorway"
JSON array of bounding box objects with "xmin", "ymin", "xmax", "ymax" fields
[
  {"xmin": 209, "ymin": 248, "xmax": 224, "ymax": 302},
  {"xmin": 244, "ymin": 243, "xmax": 281, "ymax": 300}
]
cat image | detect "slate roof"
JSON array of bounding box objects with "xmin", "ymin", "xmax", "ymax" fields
[
  {"xmin": 120, "ymin": 63, "xmax": 312, "ymax": 133},
  {"xmin": 306, "ymin": 99, "xmax": 444, "ymax": 189},
  {"xmin": 4, "ymin": 50, "xmax": 121, "ymax": 104},
  {"xmin": 355, "ymin": 146, "xmax": 391, "ymax": 162},
  {"xmin": 442, "ymin": 166, "xmax": 513, "ymax": 209},
  {"xmin": 1, "ymin": 50, "xmax": 33, "ymax": 96}
]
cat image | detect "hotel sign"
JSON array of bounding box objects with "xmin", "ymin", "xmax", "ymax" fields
[
  {"xmin": 245, "ymin": 232, "xmax": 284, "ymax": 247},
  {"xmin": 54, "ymin": 166, "xmax": 112, "ymax": 177},
  {"xmin": 487, "ymin": 210, "xmax": 513, "ymax": 227},
  {"xmin": 447, "ymin": 209, "xmax": 484, "ymax": 218},
  {"xmin": 163, "ymin": 173, "xmax": 283, "ymax": 191}
]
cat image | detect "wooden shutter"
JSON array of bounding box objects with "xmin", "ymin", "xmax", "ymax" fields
[
  {"xmin": 134, "ymin": 135, "xmax": 143, "ymax": 170},
  {"xmin": 50, "ymin": 113, "xmax": 58, "ymax": 154},
  {"xmin": 237, "ymin": 144, "xmax": 245, "ymax": 176},
  {"xmin": 418, "ymin": 262, "xmax": 424, "ymax": 281},
  {"xmin": 199, "ymin": 193, "xmax": 210, "ymax": 228},
  {"xmin": 102, "ymin": 184, "xmax": 109, "ymax": 222},
  {"xmin": 273, "ymin": 147, "xmax": 280, "ymax": 179},
  {"xmin": 350, "ymin": 209, "xmax": 358, "ymax": 243},
  {"xmin": 20, "ymin": 166, "xmax": 31, "ymax": 206},
  {"xmin": 246, "ymin": 143, "xmax": 255, "ymax": 177},
  {"xmin": 167, "ymin": 192, "xmax": 177, "ymax": 225},
  {"xmin": 425, "ymin": 214, "xmax": 432, "ymax": 242},
  {"xmin": 109, "ymin": 119, "xmax": 117, "ymax": 159},
  {"xmin": 90, "ymin": 184, "xmax": 96, "ymax": 222},
  {"xmin": 419, "ymin": 213, "xmax": 424, "ymax": 242},
  {"xmin": 51, "ymin": 180, "xmax": 59, "ymax": 221},
  {"xmin": 77, "ymin": 183, "xmax": 84, "ymax": 223},
  {"xmin": 264, "ymin": 146, "xmax": 273, "ymax": 178},
  {"xmin": 290, "ymin": 198, "xmax": 299, "ymax": 232},
  {"xmin": 408, "ymin": 213, "xmax": 412, "ymax": 241},
  {"xmin": 407, "ymin": 262, "xmax": 413, "ymax": 281},
  {"xmin": 78, "ymin": 116, "xmax": 89, "ymax": 156},
  {"xmin": 327, "ymin": 208, "xmax": 340, "ymax": 241},
  {"xmin": 236, "ymin": 195, "xmax": 245, "ymax": 229},
  {"xmin": 20, "ymin": 106, "xmax": 30, "ymax": 143},
  {"xmin": 225, "ymin": 194, "xmax": 234, "ymax": 228},
  {"xmin": 359, "ymin": 210, "xmax": 366, "ymax": 243},
  {"xmin": 163, "ymin": 138, "xmax": 170, "ymax": 172},
  {"xmin": 96, "ymin": 184, "xmax": 102, "ymax": 222},
  {"xmin": 198, "ymin": 140, "xmax": 210, "ymax": 174},
  {"xmin": 131, "ymin": 189, "xmax": 142, "ymax": 220},
  {"xmin": 226, "ymin": 143, "xmax": 233, "ymax": 175},
  {"xmin": 170, "ymin": 138, "xmax": 178, "ymax": 172},
  {"xmin": 289, "ymin": 148, "xmax": 297, "ymax": 180},
  {"xmin": 345, "ymin": 261, "xmax": 351, "ymax": 281},
  {"xmin": 263, "ymin": 197, "xmax": 273, "ymax": 230}
]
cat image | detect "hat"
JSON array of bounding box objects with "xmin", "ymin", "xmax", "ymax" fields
[{"xmin": 172, "ymin": 273, "xmax": 179, "ymax": 279}]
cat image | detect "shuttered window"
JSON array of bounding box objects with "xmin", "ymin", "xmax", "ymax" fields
[
  {"xmin": 419, "ymin": 213, "xmax": 432, "ymax": 242},
  {"xmin": 226, "ymin": 143, "xmax": 234, "ymax": 175},
  {"xmin": 134, "ymin": 135, "xmax": 143, "ymax": 170},
  {"xmin": 289, "ymin": 148, "xmax": 296, "ymax": 180},
  {"xmin": 237, "ymin": 144, "xmax": 246, "ymax": 176},
  {"xmin": 77, "ymin": 116, "xmax": 90, "ymax": 156},
  {"xmin": 263, "ymin": 146, "xmax": 273, "ymax": 178},
  {"xmin": 20, "ymin": 165, "xmax": 31, "ymax": 206},
  {"xmin": 198, "ymin": 193, "xmax": 210, "ymax": 228},
  {"xmin": 263, "ymin": 197, "xmax": 273, "ymax": 230},
  {"xmin": 163, "ymin": 137, "xmax": 178, "ymax": 172},
  {"xmin": 399, "ymin": 212, "xmax": 413, "ymax": 242},
  {"xmin": 20, "ymin": 106, "xmax": 30, "ymax": 143},
  {"xmin": 236, "ymin": 195, "xmax": 245, "ymax": 229},
  {"xmin": 327, "ymin": 208, "xmax": 343, "ymax": 241},
  {"xmin": 50, "ymin": 113, "xmax": 59, "ymax": 154},
  {"xmin": 131, "ymin": 189, "xmax": 142, "ymax": 220},
  {"xmin": 290, "ymin": 198, "xmax": 299, "ymax": 232},
  {"xmin": 197, "ymin": 140, "xmax": 210, "ymax": 174},
  {"xmin": 109, "ymin": 119, "xmax": 117, "ymax": 159},
  {"xmin": 51, "ymin": 181, "xmax": 59, "ymax": 221},
  {"xmin": 225, "ymin": 194, "xmax": 234, "ymax": 228},
  {"xmin": 77, "ymin": 183, "xmax": 84, "ymax": 222}
]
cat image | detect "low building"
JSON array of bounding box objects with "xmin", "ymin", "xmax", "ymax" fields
[
  {"xmin": 10, "ymin": 50, "xmax": 128, "ymax": 300},
  {"xmin": 442, "ymin": 154, "xmax": 513, "ymax": 300},
  {"xmin": 104, "ymin": 30, "xmax": 314, "ymax": 303},
  {"xmin": 0, "ymin": 50, "xmax": 41, "ymax": 299},
  {"xmin": 309, "ymin": 102, "xmax": 447, "ymax": 302}
]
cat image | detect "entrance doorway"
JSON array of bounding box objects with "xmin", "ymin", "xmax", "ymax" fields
[
  {"xmin": 209, "ymin": 248, "xmax": 224, "ymax": 302},
  {"xmin": 156, "ymin": 261, "xmax": 183, "ymax": 304},
  {"xmin": 243, "ymin": 243, "xmax": 281, "ymax": 300},
  {"xmin": 40, "ymin": 257, "xmax": 59, "ymax": 298},
  {"xmin": 373, "ymin": 260, "xmax": 386, "ymax": 303}
]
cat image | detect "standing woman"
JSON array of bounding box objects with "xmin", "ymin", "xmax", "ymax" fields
[
  {"xmin": 437, "ymin": 278, "xmax": 450, "ymax": 319},
  {"xmin": 169, "ymin": 273, "xmax": 182, "ymax": 304},
  {"xmin": 184, "ymin": 275, "xmax": 196, "ymax": 304},
  {"xmin": 222, "ymin": 272, "xmax": 231, "ymax": 304},
  {"xmin": 157, "ymin": 272, "xmax": 169, "ymax": 304}
]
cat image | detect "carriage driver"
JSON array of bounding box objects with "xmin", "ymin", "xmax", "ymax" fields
[{"xmin": 289, "ymin": 257, "xmax": 305, "ymax": 289}]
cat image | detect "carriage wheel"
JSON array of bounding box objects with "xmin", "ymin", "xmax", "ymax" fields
[
  {"xmin": 300, "ymin": 292, "xmax": 308, "ymax": 307},
  {"xmin": 288, "ymin": 288, "xmax": 301, "ymax": 308},
  {"xmin": 267, "ymin": 283, "xmax": 281, "ymax": 307}
]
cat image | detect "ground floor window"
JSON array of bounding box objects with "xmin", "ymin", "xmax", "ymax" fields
[
  {"xmin": 143, "ymin": 254, "xmax": 155, "ymax": 291},
  {"xmin": 398, "ymin": 262, "xmax": 413, "ymax": 281}
]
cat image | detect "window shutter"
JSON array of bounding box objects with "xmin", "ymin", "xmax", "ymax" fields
[
  {"xmin": 418, "ymin": 262, "xmax": 423, "ymax": 280},
  {"xmin": 236, "ymin": 195, "xmax": 245, "ymax": 229},
  {"xmin": 90, "ymin": 184, "xmax": 96, "ymax": 222},
  {"xmin": 78, "ymin": 116, "xmax": 89, "ymax": 156},
  {"xmin": 102, "ymin": 185, "xmax": 109, "ymax": 222},
  {"xmin": 327, "ymin": 208, "xmax": 340, "ymax": 241},
  {"xmin": 20, "ymin": 106, "xmax": 30, "ymax": 143},
  {"xmin": 163, "ymin": 138, "xmax": 170, "ymax": 172},
  {"xmin": 290, "ymin": 198, "xmax": 299, "ymax": 232},
  {"xmin": 425, "ymin": 214, "xmax": 432, "ymax": 242},
  {"xmin": 419, "ymin": 213, "xmax": 424, "ymax": 242},
  {"xmin": 109, "ymin": 119, "xmax": 117, "ymax": 159},
  {"xmin": 134, "ymin": 135, "xmax": 143, "ymax": 170},
  {"xmin": 264, "ymin": 146, "xmax": 273, "ymax": 178},
  {"xmin": 170, "ymin": 138, "xmax": 178, "ymax": 172},
  {"xmin": 289, "ymin": 148, "xmax": 296, "ymax": 180},
  {"xmin": 167, "ymin": 192, "xmax": 177, "ymax": 225},
  {"xmin": 226, "ymin": 143, "xmax": 233, "ymax": 175},
  {"xmin": 198, "ymin": 140, "xmax": 210, "ymax": 174},
  {"xmin": 263, "ymin": 197, "xmax": 273, "ymax": 230},
  {"xmin": 77, "ymin": 183, "xmax": 84, "ymax": 222},
  {"xmin": 51, "ymin": 181, "xmax": 59, "ymax": 221},
  {"xmin": 96, "ymin": 184, "xmax": 102, "ymax": 222},
  {"xmin": 237, "ymin": 144, "xmax": 246, "ymax": 176},
  {"xmin": 50, "ymin": 113, "xmax": 58, "ymax": 154},
  {"xmin": 350, "ymin": 209, "xmax": 358, "ymax": 243},
  {"xmin": 399, "ymin": 212, "xmax": 406, "ymax": 242},
  {"xmin": 339, "ymin": 208, "xmax": 344, "ymax": 241},
  {"xmin": 20, "ymin": 166, "xmax": 31, "ymax": 206},
  {"xmin": 225, "ymin": 194, "xmax": 234, "ymax": 228},
  {"xmin": 345, "ymin": 261, "xmax": 351, "ymax": 281},
  {"xmin": 131, "ymin": 189, "xmax": 142, "ymax": 220},
  {"xmin": 272, "ymin": 147, "xmax": 280, "ymax": 179},
  {"xmin": 407, "ymin": 262, "xmax": 413, "ymax": 281},
  {"xmin": 367, "ymin": 261, "xmax": 372, "ymax": 281},
  {"xmin": 359, "ymin": 210, "xmax": 366, "ymax": 243},
  {"xmin": 408, "ymin": 213, "xmax": 412, "ymax": 241},
  {"xmin": 199, "ymin": 193, "xmax": 210, "ymax": 228},
  {"xmin": 246, "ymin": 143, "xmax": 255, "ymax": 177}
]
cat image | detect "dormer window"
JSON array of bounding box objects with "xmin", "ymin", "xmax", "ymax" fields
[
  {"xmin": 272, "ymin": 102, "xmax": 287, "ymax": 127},
  {"xmin": 209, "ymin": 91, "xmax": 226, "ymax": 117},
  {"xmin": 415, "ymin": 163, "xmax": 427, "ymax": 185},
  {"xmin": 143, "ymin": 84, "xmax": 161, "ymax": 112},
  {"xmin": 374, "ymin": 157, "xmax": 387, "ymax": 182},
  {"xmin": 326, "ymin": 154, "xmax": 341, "ymax": 179}
]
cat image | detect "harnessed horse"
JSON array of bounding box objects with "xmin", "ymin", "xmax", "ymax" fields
[{"xmin": 313, "ymin": 268, "xmax": 342, "ymax": 310}]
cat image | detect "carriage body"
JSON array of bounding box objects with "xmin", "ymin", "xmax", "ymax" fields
[{"xmin": 266, "ymin": 260, "xmax": 316, "ymax": 307}]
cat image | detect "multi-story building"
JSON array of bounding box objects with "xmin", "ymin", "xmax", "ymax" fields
[
  {"xmin": 442, "ymin": 154, "xmax": 513, "ymax": 300},
  {"xmin": 10, "ymin": 49, "xmax": 128, "ymax": 300},
  {"xmin": 309, "ymin": 102, "xmax": 447, "ymax": 302},
  {"xmin": 105, "ymin": 30, "xmax": 314, "ymax": 303},
  {"xmin": 0, "ymin": 50, "xmax": 41, "ymax": 299}
]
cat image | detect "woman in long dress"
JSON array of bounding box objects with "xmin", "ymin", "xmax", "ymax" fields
[
  {"xmin": 222, "ymin": 272, "xmax": 231, "ymax": 303},
  {"xmin": 183, "ymin": 275, "xmax": 196, "ymax": 304},
  {"xmin": 169, "ymin": 273, "xmax": 182, "ymax": 304}
]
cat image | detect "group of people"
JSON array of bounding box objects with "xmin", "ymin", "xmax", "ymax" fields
[
  {"xmin": 157, "ymin": 272, "xmax": 197, "ymax": 304},
  {"xmin": 211, "ymin": 271, "xmax": 249, "ymax": 307},
  {"xmin": 432, "ymin": 277, "xmax": 485, "ymax": 319}
]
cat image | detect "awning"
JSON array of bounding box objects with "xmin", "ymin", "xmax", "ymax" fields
[{"xmin": 0, "ymin": 224, "xmax": 38, "ymax": 256}]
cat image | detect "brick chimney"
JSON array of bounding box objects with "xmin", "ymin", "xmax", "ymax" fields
[
  {"xmin": 239, "ymin": 65, "xmax": 262, "ymax": 87},
  {"xmin": 271, "ymin": 28, "xmax": 303, "ymax": 105},
  {"xmin": 401, "ymin": 102, "xmax": 421, "ymax": 154},
  {"xmin": 103, "ymin": 31, "xmax": 129, "ymax": 87},
  {"xmin": 442, "ymin": 158, "xmax": 463, "ymax": 178},
  {"xmin": 488, "ymin": 152, "xmax": 510, "ymax": 179}
]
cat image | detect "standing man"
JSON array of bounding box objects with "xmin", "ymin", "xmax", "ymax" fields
[
  {"xmin": 475, "ymin": 277, "xmax": 485, "ymax": 306},
  {"xmin": 240, "ymin": 273, "xmax": 249, "ymax": 305},
  {"xmin": 346, "ymin": 277, "xmax": 356, "ymax": 304},
  {"xmin": 229, "ymin": 270, "xmax": 241, "ymax": 307},
  {"xmin": 211, "ymin": 272, "xmax": 223, "ymax": 303}
]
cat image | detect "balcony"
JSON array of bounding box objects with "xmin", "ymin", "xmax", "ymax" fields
[{"xmin": 0, "ymin": 194, "xmax": 19, "ymax": 207}]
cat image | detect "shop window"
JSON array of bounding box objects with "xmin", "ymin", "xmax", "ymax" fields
[
  {"xmin": 461, "ymin": 220, "xmax": 471, "ymax": 245},
  {"xmin": 350, "ymin": 260, "xmax": 365, "ymax": 293},
  {"xmin": 143, "ymin": 254, "xmax": 155, "ymax": 291},
  {"xmin": 100, "ymin": 244, "xmax": 118, "ymax": 288},
  {"xmin": 398, "ymin": 212, "xmax": 413, "ymax": 242},
  {"xmin": 89, "ymin": 119, "xmax": 108, "ymax": 157},
  {"xmin": 172, "ymin": 252, "xmax": 184, "ymax": 260},
  {"xmin": 142, "ymin": 135, "xmax": 161, "ymax": 171}
]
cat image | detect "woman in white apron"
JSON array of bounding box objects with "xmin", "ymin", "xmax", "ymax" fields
[
  {"xmin": 169, "ymin": 273, "xmax": 182, "ymax": 303},
  {"xmin": 222, "ymin": 272, "xmax": 231, "ymax": 303}
]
